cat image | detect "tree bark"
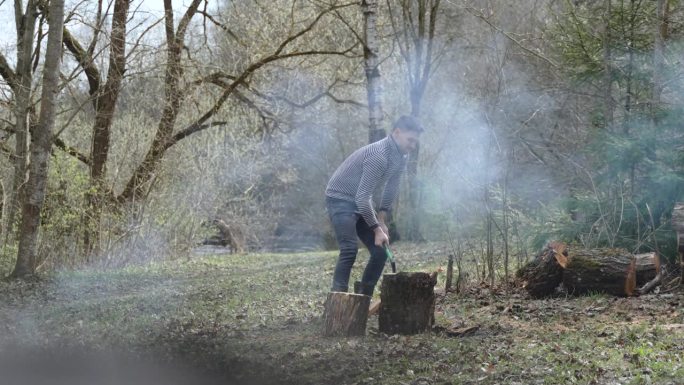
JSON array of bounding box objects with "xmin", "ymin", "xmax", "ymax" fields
[
  {"xmin": 379, "ymin": 272, "xmax": 436, "ymax": 335},
  {"xmin": 517, "ymin": 242, "xmax": 568, "ymax": 298},
  {"xmin": 445, "ymin": 254, "xmax": 453, "ymax": 292},
  {"xmin": 362, "ymin": 0, "xmax": 385, "ymax": 144},
  {"xmin": 118, "ymin": 0, "xmax": 203, "ymax": 203},
  {"xmin": 602, "ymin": 0, "xmax": 613, "ymax": 127},
  {"xmin": 7, "ymin": 0, "xmax": 39, "ymax": 242},
  {"xmin": 652, "ymin": 0, "xmax": 667, "ymax": 110},
  {"xmin": 672, "ymin": 202, "xmax": 684, "ymax": 281},
  {"xmin": 84, "ymin": 0, "xmax": 131, "ymax": 256},
  {"xmin": 12, "ymin": 0, "xmax": 65, "ymax": 278},
  {"xmin": 322, "ymin": 292, "xmax": 370, "ymax": 337},
  {"xmin": 563, "ymin": 249, "xmax": 636, "ymax": 297}
]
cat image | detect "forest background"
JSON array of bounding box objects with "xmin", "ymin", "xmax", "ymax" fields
[{"xmin": 0, "ymin": 0, "xmax": 682, "ymax": 280}]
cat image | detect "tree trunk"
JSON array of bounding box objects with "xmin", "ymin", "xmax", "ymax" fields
[
  {"xmin": 672, "ymin": 202, "xmax": 684, "ymax": 281},
  {"xmin": 379, "ymin": 272, "xmax": 436, "ymax": 335},
  {"xmin": 361, "ymin": 0, "xmax": 384, "ymax": 144},
  {"xmin": 322, "ymin": 292, "xmax": 370, "ymax": 337},
  {"xmin": 12, "ymin": 0, "xmax": 65, "ymax": 278},
  {"xmin": 84, "ymin": 0, "xmax": 131, "ymax": 256},
  {"xmin": 118, "ymin": 0, "xmax": 202, "ymax": 203},
  {"xmin": 652, "ymin": 0, "xmax": 667, "ymax": 110},
  {"xmin": 7, "ymin": 0, "xmax": 39, "ymax": 242},
  {"xmin": 602, "ymin": 0, "xmax": 613, "ymax": 127},
  {"xmin": 563, "ymin": 249, "xmax": 636, "ymax": 296},
  {"xmin": 405, "ymin": 142, "xmax": 423, "ymax": 241},
  {"xmin": 445, "ymin": 254, "xmax": 453, "ymax": 292},
  {"xmin": 517, "ymin": 242, "xmax": 568, "ymax": 298},
  {"xmin": 391, "ymin": 0, "xmax": 440, "ymax": 242}
]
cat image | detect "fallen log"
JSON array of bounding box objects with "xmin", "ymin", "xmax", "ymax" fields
[
  {"xmin": 563, "ymin": 248, "xmax": 636, "ymax": 296},
  {"xmin": 322, "ymin": 292, "xmax": 370, "ymax": 337},
  {"xmin": 516, "ymin": 241, "xmax": 568, "ymax": 298},
  {"xmin": 379, "ymin": 272, "xmax": 436, "ymax": 335}
]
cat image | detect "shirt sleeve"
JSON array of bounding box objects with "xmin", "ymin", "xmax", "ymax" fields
[
  {"xmin": 355, "ymin": 152, "xmax": 387, "ymax": 229},
  {"xmin": 379, "ymin": 159, "xmax": 406, "ymax": 213}
]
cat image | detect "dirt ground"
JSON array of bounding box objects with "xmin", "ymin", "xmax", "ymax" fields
[{"xmin": 0, "ymin": 243, "xmax": 682, "ymax": 384}]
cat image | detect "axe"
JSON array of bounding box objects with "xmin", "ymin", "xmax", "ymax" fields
[{"xmin": 384, "ymin": 245, "xmax": 397, "ymax": 273}]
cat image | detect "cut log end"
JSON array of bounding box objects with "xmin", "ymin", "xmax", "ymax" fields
[{"xmin": 517, "ymin": 242, "xmax": 567, "ymax": 298}]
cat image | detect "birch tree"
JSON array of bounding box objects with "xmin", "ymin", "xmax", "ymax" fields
[{"xmin": 362, "ymin": 0, "xmax": 385, "ymax": 143}]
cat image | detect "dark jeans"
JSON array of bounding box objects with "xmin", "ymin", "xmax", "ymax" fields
[{"xmin": 326, "ymin": 197, "xmax": 387, "ymax": 296}]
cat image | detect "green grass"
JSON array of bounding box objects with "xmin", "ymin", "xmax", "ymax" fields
[{"xmin": 1, "ymin": 243, "xmax": 683, "ymax": 384}]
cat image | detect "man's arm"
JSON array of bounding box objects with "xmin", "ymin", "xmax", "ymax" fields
[
  {"xmin": 355, "ymin": 155, "xmax": 386, "ymax": 229},
  {"xmin": 378, "ymin": 163, "xmax": 404, "ymax": 215}
]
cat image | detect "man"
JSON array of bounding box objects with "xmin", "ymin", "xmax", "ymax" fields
[{"xmin": 325, "ymin": 115, "xmax": 423, "ymax": 296}]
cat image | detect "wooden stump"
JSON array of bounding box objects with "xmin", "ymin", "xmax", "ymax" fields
[
  {"xmin": 322, "ymin": 292, "xmax": 370, "ymax": 337},
  {"xmin": 379, "ymin": 272, "xmax": 436, "ymax": 335},
  {"xmin": 517, "ymin": 242, "xmax": 569, "ymax": 298},
  {"xmin": 563, "ymin": 249, "xmax": 636, "ymax": 296}
]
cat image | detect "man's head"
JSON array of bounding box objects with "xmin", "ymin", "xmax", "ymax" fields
[{"xmin": 391, "ymin": 115, "xmax": 423, "ymax": 154}]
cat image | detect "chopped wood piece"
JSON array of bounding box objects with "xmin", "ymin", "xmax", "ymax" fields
[
  {"xmin": 516, "ymin": 242, "xmax": 567, "ymax": 298},
  {"xmin": 379, "ymin": 272, "xmax": 437, "ymax": 335},
  {"xmin": 563, "ymin": 248, "xmax": 637, "ymax": 296},
  {"xmin": 322, "ymin": 292, "xmax": 370, "ymax": 337}
]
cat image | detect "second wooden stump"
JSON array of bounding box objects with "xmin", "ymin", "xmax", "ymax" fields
[{"xmin": 379, "ymin": 272, "xmax": 437, "ymax": 335}]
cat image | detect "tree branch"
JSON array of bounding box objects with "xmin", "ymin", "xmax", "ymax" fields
[
  {"xmin": 62, "ymin": 27, "xmax": 101, "ymax": 98},
  {"xmin": 0, "ymin": 52, "xmax": 17, "ymax": 91},
  {"xmin": 166, "ymin": 121, "xmax": 228, "ymax": 150},
  {"xmin": 196, "ymin": 8, "xmax": 243, "ymax": 44},
  {"xmin": 54, "ymin": 138, "xmax": 90, "ymax": 165}
]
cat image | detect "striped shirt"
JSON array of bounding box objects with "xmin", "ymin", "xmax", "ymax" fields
[{"xmin": 325, "ymin": 135, "xmax": 407, "ymax": 229}]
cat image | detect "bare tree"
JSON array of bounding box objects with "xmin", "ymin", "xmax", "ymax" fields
[
  {"xmin": 118, "ymin": 1, "xmax": 358, "ymax": 203},
  {"xmin": 12, "ymin": 0, "xmax": 65, "ymax": 277},
  {"xmin": 387, "ymin": 0, "xmax": 442, "ymax": 241},
  {"xmin": 57, "ymin": 0, "xmax": 132, "ymax": 255}
]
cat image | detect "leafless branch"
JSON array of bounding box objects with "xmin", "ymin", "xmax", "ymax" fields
[
  {"xmin": 167, "ymin": 121, "xmax": 229, "ymax": 149},
  {"xmin": 53, "ymin": 138, "xmax": 90, "ymax": 165},
  {"xmin": 196, "ymin": 8, "xmax": 243, "ymax": 45},
  {"xmin": 0, "ymin": 52, "xmax": 17, "ymax": 91},
  {"xmin": 62, "ymin": 27, "xmax": 102, "ymax": 98},
  {"xmin": 464, "ymin": 6, "xmax": 559, "ymax": 69}
]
